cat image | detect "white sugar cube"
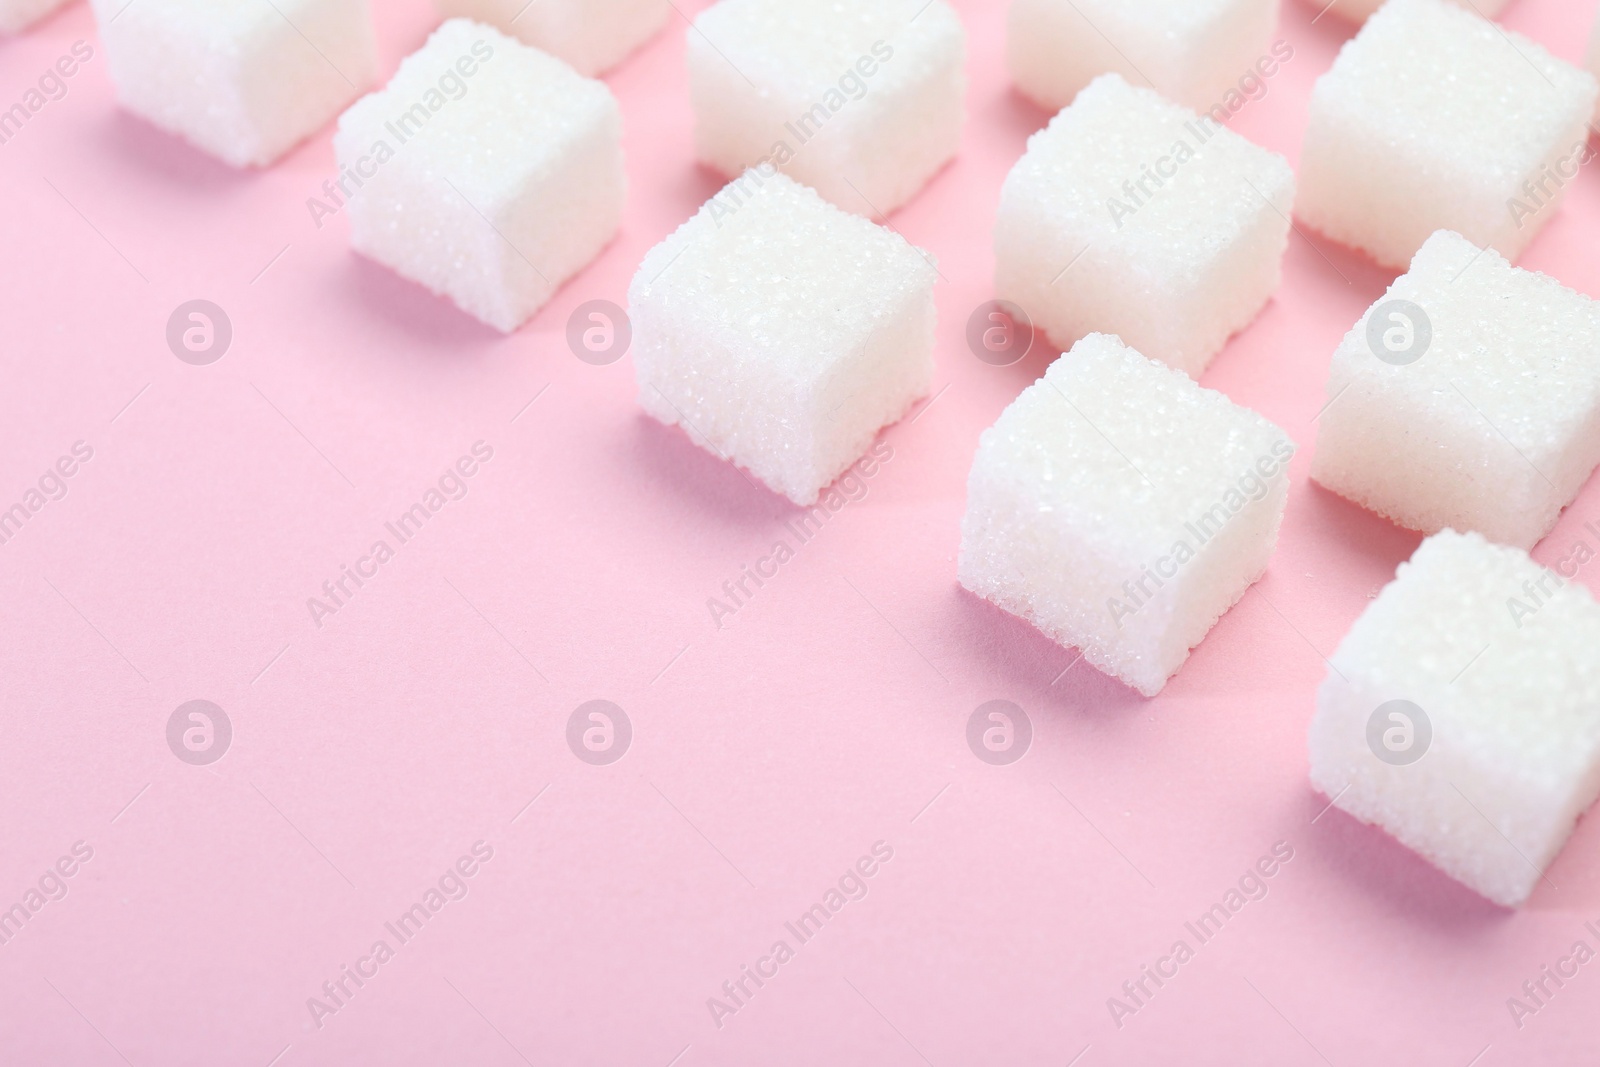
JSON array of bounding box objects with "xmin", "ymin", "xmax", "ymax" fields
[
  {"xmin": 688, "ymin": 0, "xmax": 966, "ymax": 217},
  {"xmin": 1303, "ymin": 0, "xmax": 1508, "ymax": 23},
  {"xmin": 0, "ymin": 0, "xmax": 75, "ymax": 34},
  {"xmin": 958, "ymin": 333, "xmax": 1296, "ymax": 696},
  {"xmin": 89, "ymin": 0, "xmax": 378, "ymax": 167},
  {"xmin": 630, "ymin": 170, "xmax": 936, "ymax": 505},
  {"xmin": 994, "ymin": 74, "xmax": 1294, "ymax": 379},
  {"xmin": 432, "ymin": 0, "xmax": 669, "ymax": 75},
  {"xmin": 1312, "ymin": 231, "xmax": 1600, "ymax": 550},
  {"xmin": 1298, "ymin": 0, "xmax": 1598, "ymax": 269},
  {"xmin": 1007, "ymin": 0, "xmax": 1279, "ymax": 114},
  {"xmin": 334, "ymin": 19, "xmax": 625, "ymax": 333},
  {"xmin": 1309, "ymin": 530, "xmax": 1600, "ymax": 907}
]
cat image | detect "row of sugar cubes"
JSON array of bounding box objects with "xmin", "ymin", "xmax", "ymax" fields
[
  {"xmin": 5, "ymin": 0, "xmax": 675, "ymax": 162},
  {"xmin": 48, "ymin": 0, "xmax": 964, "ymax": 329},
  {"xmin": 643, "ymin": 0, "xmax": 1600, "ymax": 910},
  {"xmin": 37, "ymin": 0, "xmax": 1592, "ymax": 346},
  {"xmin": 988, "ymin": 0, "xmax": 1600, "ymax": 910},
  {"xmin": 21, "ymin": 0, "xmax": 1598, "ymax": 329},
  {"xmin": 1306, "ymin": 2, "xmax": 1600, "ymax": 909},
  {"xmin": 8, "ymin": 0, "xmax": 671, "ymax": 72},
  {"xmin": 33, "ymin": 0, "xmax": 1600, "ymax": 909}
]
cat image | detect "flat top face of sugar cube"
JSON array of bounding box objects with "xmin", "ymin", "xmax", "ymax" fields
[
  {"xmin": 1005, "ymin": 74, "xmax": 1294, "ymax": 265},
  {"xmin": 1314, "ymin": 0, "xmax": 1597, "ymax": 175},
  {"xmin": 977, "ymin": 333, "xmax": 1293, "ymax": 560},
  {"xmin": 693, "ymin": 0, "xmax": 962, "ymax": 95},
  {"xmin": 1334, "ymin": 230, "xmax": 1600, "ymax": 455},
  {"xmin": 338, "ymin": 20, "xmax": 613, "ymax": 200},
  {"xmin": 632, "ymin": 171, "xmax": 936, "ymax": 379},
  {"xmin": 1332, "ymin": 529, "xmax": 1600, "ymax": 779}
]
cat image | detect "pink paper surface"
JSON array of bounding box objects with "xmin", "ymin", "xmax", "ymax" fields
[{"xmin": 3, "ymin": 0, "xmax": 1600, "ymax": 1063}]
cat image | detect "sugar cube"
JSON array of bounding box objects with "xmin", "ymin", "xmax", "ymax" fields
[
  {"xmin": 1312, "ymin": 231, "xmax": 1600, "ymax": 550},
  {"xmin": 0, "ymin": 0, "xmax": 75, "ymax": 34},
  {"xmin": 89, "ymin": 0, "xmax": 378, "ymax": 167},
  {"xmin": 993, "ymin": 73, "xmax": 1294, "ymax": 379},
  {"xmin": 687, "ymin": 0, "xmax": 966, "ymax": 217},
  {"xmin": 1297, "ymin": 0, "xmax": 1598, "ymax": 270},
  {"xmin": 629, "ymin": 170, "xmax": 936, "ymax": 505},
  {"xmin": 432, "ymin": 0, "xmax": 669, "ymax": 76},
  {"xmin": 1007, "ymin": 0, "xmax": 1279, "ymax": 114},
  {"xmin": 958, "ymin": 333, "xmax": 1296, "ymax": 696},
  {"xmin": 334, "ymin": 19, "xmax": 625, "ymax": 333},
  {"xmin": 1308, "ymin": 530, "xmax": 1600, "ymax": 907},
  {"xmin": 1303, "ymin": 0, "xmax": 1508, "ymax": 23}
]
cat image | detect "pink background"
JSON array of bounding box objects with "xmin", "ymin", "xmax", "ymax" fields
[{"xmin": 2, "ymin": 0, "xmax": 1600, "ymax": 1063}]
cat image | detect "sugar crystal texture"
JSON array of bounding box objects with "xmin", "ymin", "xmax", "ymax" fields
[
  {"xmin": 1302, "ymin": 0, "xmax": 1508, "ymax": 23},
  {"xmin": 432, "ymin": 0, "xmax": 669, "ymax": 76},
  {"xmin": 994, "ymin": 74, "xmax": 1294, "ymax": 379},
  {"xmin": 1007, "ymin": 0, "xmax": 1279, "ymax": 114},
  {"xmin": 1297, "ymin": 0, "xmax": 1597, "ymax": 269},
  {"xmin": 335, "ymin": 19, "xmax": 624, "ymax": 333},
  {"xmin": 630, "ymin": 170, "xmax": 936, "ymax": 505},
  {"xmin": 958, "ymin": 333, "xmax": 1296, "ymax": 696},
  {"xmin": 1312, "ymin": 231, "xmax": 1600, "ymax": 550},
  {"xmin": 0, "ymin": 0, "xmax": 75, "ymax": 34},
  {"xmin": 688, "ymin": 0, "xmax": 966, "ymax": 216},
  {"xmin": 1308, "ymin": 530, "xmax": 1600, "ymax": 907},
  {"xmin": 88, "ymin": 0, "xmax": 377, "ymax": 167}
]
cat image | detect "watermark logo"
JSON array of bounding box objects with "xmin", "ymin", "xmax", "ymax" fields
[
  {"xmin": 706, "ymin": 443, "xmax": 893, "ymax": 630},
  {"xmin": 706, "ymin": 41, "xmax": 895, "ymax": 231},
  {"xmin": 1366, "ymin": 299, "xmax": 1430, "ymax": 366},
  {"xmin": 0, "ymin": 40, "xmax": 95, "ymax": 149},
  {"xmin": 706, "ymin": 840, "xmax": 894, "ymax": 1030},
  {"xmin": 1108, "ymin": 841, "xmax": 1294, "ymax": 1029},
  {"xmin": 966, "ymin": 300, "xmax": 1034, "ymax": 367},
  {"xmin": 567, "ymin": 300, "xmax": 631, "ymax": 365},
  {"xmin": 967, "ymin": 700, "xmax": 1031, "ymax": 766},
  {"xmin": 1507, "ymin": 922, "xmax": 1600, "ymax": 1030},
  {"xmin": 167, "ymin": 301, "xmax": 232, "ymax": 366},
  {"xmin": 567, "ymin": 700, "xmax": 631, "ymax": 765},
  {"xmin": 1366, "ymin": 699, "xmax": 1430, "ymax": 766},
  {"xmin": 167, "ymin": 700, "xmax": 232, "ymax": 766},
  {"xmin": 307, "ymin": 442, "xmax": 496, "ymax": 630},
  {"xmin": 1107, "ymin": 40, "xmax": 1294, "ymax": 229},
  {"xmin": 1107, "ymin": 441, "xmax": 1295, "ymax": 629},
  {"xmin": 1508, "ymin": 137, "xmax": 1597, "ymax": 230},
  {"xmin": 0, "ymin": 440, "xmax": 94, "ymax": 549},
  {"xmin": 1505, "ymin": 517, "xmax": 1600, "ymax": 629},
  {"xmin": 307, "ymin": 40, "xmax": 497, "ymax": 230},
  {"xmin": 306, "ymin": 841, "xmax": 494, "ymax": 1030},
  {"xmin": 0, "ymin": 840, "xmax": 95, "ymax": 950}
]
